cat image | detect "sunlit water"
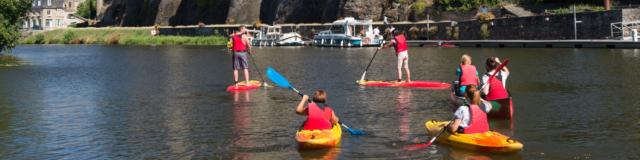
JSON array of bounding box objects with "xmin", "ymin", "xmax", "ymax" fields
[{"xmin": 0, "ymin": 45, "xmax": 638, "ymax": 159}]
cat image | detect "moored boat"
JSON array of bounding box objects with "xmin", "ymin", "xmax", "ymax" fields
[{"xmin": 313, "ymin": 17, "xmax": 384, "ymax": 47}]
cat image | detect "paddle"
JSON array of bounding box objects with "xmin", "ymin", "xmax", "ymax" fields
[
  {"xmin": 266, "ymin": 67, "xmax": 366, "ymax": 135},
  {"xmin": 248, "ymin": 50, "xmax": 269, "ymax": 87},
  {"xmin": 403, "ymin": 59, "xmax": 510, "ymax": 151}
]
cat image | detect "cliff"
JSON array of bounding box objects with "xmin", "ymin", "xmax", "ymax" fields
[{"xmin": 96, "ymin": 0, "xmax": 416, "ymax": 26}]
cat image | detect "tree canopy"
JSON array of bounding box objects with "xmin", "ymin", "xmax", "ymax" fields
[
  {"xmin": 77, "ymin": 0, "xmax": 97, "ymax": 19},
  {"xmin": 0, "ymin": 0, "xmax": 31, "ymax": 53}
]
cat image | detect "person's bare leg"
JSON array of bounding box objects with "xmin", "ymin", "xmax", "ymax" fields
[
  {"xmin": 234, "ymin": 69, "xmax": 239, "ymax": 87},
  {"xmin": 397, "ymin": 67, "xmax": 403, "ymax": 82},
  {"xmin": 405, "ymin": 67, "xmax": 411, "ymax": 82},
  {"xmin": 244, "ymin": 69, "xmax": 250, "ymax": 86}
]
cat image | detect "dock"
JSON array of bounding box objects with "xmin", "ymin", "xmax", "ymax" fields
[{"xmin": 407, "ymin": 40, "xmax": 640, "ymax": 49}]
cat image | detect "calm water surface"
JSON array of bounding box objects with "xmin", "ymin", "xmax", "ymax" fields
[{"xmin": 0, "ymin": 45, "xmax": 639, "ymax": 159}]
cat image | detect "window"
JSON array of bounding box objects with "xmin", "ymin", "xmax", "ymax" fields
[
  {"xmin": 46, "ymin": 19, "xmax": 51, "ymax": 28},
  {"xmin": 47, "ymin": 0, "xmax": 51, "ymax": 6},
  {"xmin": 47, "ymin": 10, "xmax": 50, "ymax": 15},
  {"xmin": 37, "ymin": 0, "xmax": 41, "ymax": 6}
]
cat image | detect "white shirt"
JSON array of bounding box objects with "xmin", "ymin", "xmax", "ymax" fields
[
  {"xmin": 453, "ymin": 101, "xmax": 492, "ymax": 128},
  {"xmin": 481, "ymin": 70, "xmax": 509, "ymax": 95}
]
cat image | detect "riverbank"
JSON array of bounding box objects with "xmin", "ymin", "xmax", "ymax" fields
[
  {"xmin": 0, "ymin": 54, "xmax": 22, "ymax": 67},
  {"xmin": 19, "ymin": 28, "xmax": 227, "ymax": 46}
]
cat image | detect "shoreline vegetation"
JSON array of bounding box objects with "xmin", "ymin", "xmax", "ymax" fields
[
  {"xmin": 0, "ymin": 54, "xmax": 23, "ymax": 67},
  {"xmin": 19, "ymin": 28, "xmax": 227, "ymax": 46}
]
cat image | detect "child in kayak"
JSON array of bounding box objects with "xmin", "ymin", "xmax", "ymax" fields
[
  {"xmin": 454, "ymin": 54, "xmax": 479, "ymax": 96},
  {"xmin": 296, "ymin": 90, "xmax": 340, "ymax": 130},
  {"xmin": 481, "ymin": 57, "xmax": 510, "ymax": 101},
  {"xmin": 449, "ymin": 84, "xmax": 493, "ymax": 134}
]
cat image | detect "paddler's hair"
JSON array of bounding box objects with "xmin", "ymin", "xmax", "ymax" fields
[
  {"xmin": 465, "ymin": 84, "xmax": 481, "ymax": 105},
  {"xmin": 486, "ymin": 57, "xmax": 500, "ymax": 72},
  {"xmin": 461, "ymin": 54, "xmax": 472, "ymax": 65},
  {"xmin": 312, "ymin": 90, "xmax": 327, "ymax": 103}
]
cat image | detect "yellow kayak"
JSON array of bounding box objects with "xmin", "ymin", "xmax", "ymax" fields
[
  {"xmin": 296, "ymin": 123, "xmax": 342, "ymax": 149},
  {"xmin": 425, "ymin": 120, "xmax": 523, "ymax": 153}
]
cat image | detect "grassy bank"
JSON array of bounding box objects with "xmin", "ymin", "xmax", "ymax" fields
[
  {"xmin": 0, "ymin": 54, "xmax": 22, "ymax": 67},
  {"xmin": 19, "ymin": 28, "xmax": 227, "ymax": 46}
]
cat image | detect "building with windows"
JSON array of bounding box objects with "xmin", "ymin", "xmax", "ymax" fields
[{"xmin": 23, "ymin": 0, "xmax": 87, "ymax": 30}]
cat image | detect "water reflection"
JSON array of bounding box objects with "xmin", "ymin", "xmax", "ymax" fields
[
  {"xmin": 396, "ymin": 88, "xmax": 412, "ymax": 141},
  {"xmin": 232, "ymin": 91, "xmax": 252, "ymax": 160},
  {"xmin": 298, "ymin": 147, "xmax": 341, "ymax": 160}
]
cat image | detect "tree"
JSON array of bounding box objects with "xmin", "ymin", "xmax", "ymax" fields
[
  {"xmin": 0, "ymin": 0, "xmax": 31, "ymax": 53},
  {"xmin": 77, "ymin": 0, "xmax": 97, "ymax": 19}
]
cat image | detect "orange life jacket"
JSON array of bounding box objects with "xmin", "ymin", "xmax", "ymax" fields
[
  {"xmin": 231, "ymin": 34, "xmax": 247, "ymax": 52},
  {"xmin": 459, "ymin": 64, "xmax": 479, "ymax": 86},
  {"xmin": 393, "ymin": 34, "xmax": 408, "ymax": 54},
  {"xmin": 485, "ymin": 71, "xmax": 509, "ymax": 101}
]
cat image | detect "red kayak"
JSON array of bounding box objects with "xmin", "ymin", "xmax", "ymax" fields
[
  {"xmin": 357, "ymin": 80, "xmax": 450, "ymax": 90},
  {"xmin": 226, "ymin": 80, "xmax": 262, "ymax": 92}
]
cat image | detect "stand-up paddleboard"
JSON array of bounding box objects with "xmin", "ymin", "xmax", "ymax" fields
[
  {"xmin": 226, "ymin": 80, "xmax": 262, "ymax": 92},
  {"xmin": 356, "ymin": 80, "xmax": 450, "ymax": 90}
]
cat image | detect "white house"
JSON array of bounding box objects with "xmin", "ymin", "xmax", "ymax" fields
[{"xmin": 23, "ymin": 0, "xmax": 87, "ymax": 30}]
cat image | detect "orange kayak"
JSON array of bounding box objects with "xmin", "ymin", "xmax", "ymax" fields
[
  {"xmin": 296, "ymin": 123, "xmax": 342, "ymax": 149},
  {"xmin": 425, "ymin": 120, "xmax": 523, "ymax": 153}
]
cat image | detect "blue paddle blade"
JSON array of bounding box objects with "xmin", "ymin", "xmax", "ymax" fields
[
  {"xmin": 340, "ymin": 123, "xmax": 366, "ymax": 135},
  {"xmin": 266, "ymin": 67, "xmax": 292, "ymax": 88}
]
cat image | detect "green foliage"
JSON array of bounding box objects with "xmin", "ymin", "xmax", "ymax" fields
[
  {"xmin": 19, "ymin": 28, "xmax": 228, "ymax": 46},
  {"xmin": 547, "ymin": 4, "xmax": 605, "ymax": 14},
  {"xmin": 76, "ymin": 0, "xmax": 96, "ymax": 19},
  {"xmin": 435, "ymin": 0, "xmax": 502, "ymax": 11},
  {"xmin": 0, "ymin": 0, "xmax": 31, "ymax": 53},
  {"xmin": 0, "ymin": 54, "xmax": 21, "ymax": 66},
  {"xmin": 480, "ymin": 23, "xmax": 490, "ymax": 39},
  {"xmin": 412, "ymin": 0, "xmax": 432, "ymax": 14},
  {"xmin": 63, "ymin": 31, "xmax": 76, "ymax": 44}
]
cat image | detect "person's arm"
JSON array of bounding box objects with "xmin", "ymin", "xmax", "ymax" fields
[
  {"xmin": 449, "ymin": 107, "xmax": 465, "ymax": 133},
  {"xmin": 480, "ymin": 99, "xmax": 493, "ymax": 113},
  {"xmin": 379, "ymin": 39, "xmax": 395, "ymax": 50},
  {"xmin": 242, "ymin": 34, "xmax": 252, "ymax": 51},
  {"xmin": 481, "ymin": 74, "xmax": 489, "ymax": 95},
  {"xmin": 330, "ymin": 112, "xmax": 340, "ymax": 124},
  {"xmin": 295, "ymin": 95, "xmax": 309, "ymax": 115},
  {"xmin": 449, "ymin": 119, "xmax": 462, "ymax": 134},
  {"xmin": 495, "ymin": 58, "xmax": 509, "ymax": 73}
]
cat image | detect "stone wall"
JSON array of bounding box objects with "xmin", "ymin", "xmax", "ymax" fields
[
  {"xmin": 157, "ymin": 9, "xmax": 640, "ymax": 40},
  {"xmin": 457, "ymin": 9, "xmax": 640, "ymax": 40}
]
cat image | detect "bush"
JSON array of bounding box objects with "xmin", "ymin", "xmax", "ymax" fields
[
  {"xmin": 35, "ymin": 34, "xmax": 45, "ymax": 44},
  {"xmin": 63, "ymin": 31, "xmax": 76, "ymax": 44},
  {"xmin": 480, "ymin": 23, "xmax": 490, "ymax": 39},
  {"xmin": 435, "ymin": 0, "xmax": 502, "ymax": 11}
]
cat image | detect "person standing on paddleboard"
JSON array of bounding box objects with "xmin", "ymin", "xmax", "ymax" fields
[
  {"xmin": 449, "ymin": 85, "xmax": 493, "ymax": 134},
  {"xmin": 378, "ymin": 28, "xmax": 412, "ymax": 83},
  {"xmin": 230, "ymin": 25, "xmax": 253, "ymax": 87},
  {"xmin": 481, "ymin": 57, "xmax": 510, "ymax": 101},
  {"xmin": 296, "ymin": 90, "xmax": 340, "ymax": 130},
  {"xmin": 455, "ymin": 54, "xmax": 479, "ymax": 96}
]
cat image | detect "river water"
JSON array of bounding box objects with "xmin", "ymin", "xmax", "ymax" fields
[{"xmin": 1, "ymin": 45, "xmax": 639, "ymax": 159}]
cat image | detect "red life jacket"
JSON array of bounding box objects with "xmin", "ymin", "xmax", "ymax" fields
[
  {"xmin": 302, "ymin": 103, "xmax": 334, "ymax": 130},
  {"xmin": 459, "ymin": 64, "xmax": 479, "ymax": 86},
  {"xmin": 463, "ymin": 104, "xmax": 490, "ymax": 134},
  {"xmin": 393, "ymin": 34, "xmax": 408, "ymax": 54},
  {"xmin": 231, "ymin": 34, "xmax": 247, "ymax": 52},
  {"xmin": 485, "ymin": 71, "xmax": 509, "ymax": 101}
]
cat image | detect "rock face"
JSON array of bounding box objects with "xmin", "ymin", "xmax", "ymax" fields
[{"xmin": 96, "ymin": 0, "xmax": 417, "ymax": 26}]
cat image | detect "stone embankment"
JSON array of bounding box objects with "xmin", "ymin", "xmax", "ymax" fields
[{"xmin": 158, "ymin": 8, "xmax": 640, "ymax": 40}]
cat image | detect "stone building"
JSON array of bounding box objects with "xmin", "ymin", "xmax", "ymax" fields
[{"xmin": 23, "ymin": 0, "xmax": 86, "ymax": 30}]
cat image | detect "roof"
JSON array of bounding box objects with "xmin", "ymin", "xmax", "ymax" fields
[{"xmin": 31, "ymin": 0, "xmax": 66, "ymax": 9}]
